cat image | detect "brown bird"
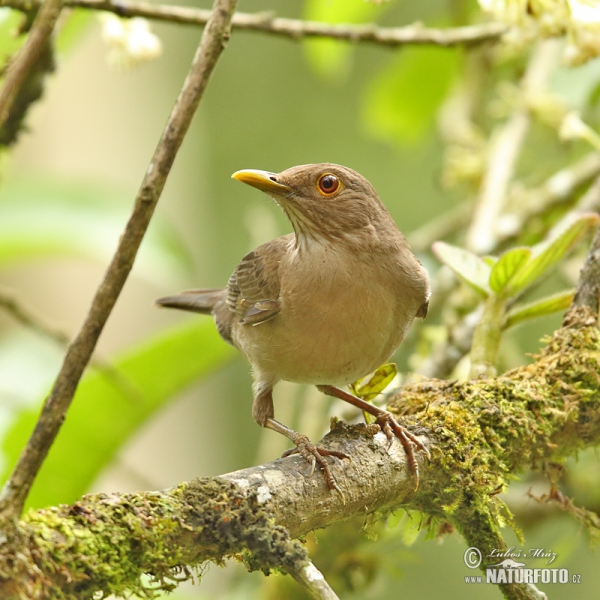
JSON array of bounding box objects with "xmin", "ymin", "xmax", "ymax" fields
[{"xmin": 157, "ymin": 163, "xmax": 431, "ymax": 495}]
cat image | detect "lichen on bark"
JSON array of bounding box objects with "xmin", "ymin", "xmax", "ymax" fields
[{"xmin": 0, "ymin": 479, "xmax": 307, "ymax": 599}]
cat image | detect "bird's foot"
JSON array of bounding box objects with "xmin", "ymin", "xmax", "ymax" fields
[
  {"xmin": 282, "ymin": 434, "xmax": 350, "ymax": 502},
  {"xmin": 316, "ymin": 385, "xmax": 430, "ymax": 493},
  {"xmin": 375, "ymin": 411, "xmax": 430, "ymax": 492}
]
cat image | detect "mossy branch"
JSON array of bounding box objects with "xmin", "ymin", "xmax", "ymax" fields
[
  {"xmin": 0, "ymin": 305, "xmax": 598, "ymax": 599},
  {"xmin": 455, "ymin": 506, "xmax": 548, "ymax": 600}
]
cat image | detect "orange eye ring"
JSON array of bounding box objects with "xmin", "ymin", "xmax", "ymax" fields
[{"xmin": 317, "ymin": 173, "xmax": 340, "ymax": 196}]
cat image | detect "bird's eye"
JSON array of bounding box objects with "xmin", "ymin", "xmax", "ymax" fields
[{"xmin": 317, "ymin": 173, "xmax": 340, "ymax": 196}]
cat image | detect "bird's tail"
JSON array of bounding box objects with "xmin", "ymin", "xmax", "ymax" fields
[{"xmin": 156, "ymin": 288, "xmax": 226, "ymax": 315}]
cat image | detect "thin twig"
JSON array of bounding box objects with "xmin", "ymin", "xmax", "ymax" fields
[
  {"xmin": 407, "ymin": 202, "xmax": 472, "ymax": 253},
  {"xmin": 410, "ymin": 152, "xmax": 600, "ymax": 256},
  {"xmin": 0, "ymin": 0, "xmax": 239, "ymax": 520},
  {"xmin": 0, "ymin": 290, "xmax": 143, "ymax": 401},
  {"xmin": 501, "ymin": 152, "xmax": 600, "ymax": 242},
  {"xmin": 288, "ymin": 561, "xmax": 341, "ymax": 600},
  {"xmin": 0, "ymin": 0, "xmax": 508, "ymax": 48},
  {"xmin": 0, "ymin": 0, "xmax": 63, "ymax": 129},
  {"xmin": 0, "ymin": 290, "xmax": 72, "ymax": 348}
]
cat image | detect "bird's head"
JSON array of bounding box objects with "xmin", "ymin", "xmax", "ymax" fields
[{"xmin": 232, "ymin": 163, "xmax": 399, "ymax": 249}]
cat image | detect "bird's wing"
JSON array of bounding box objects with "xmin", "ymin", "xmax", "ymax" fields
[
  {"xmin": 227, "ymin": 234, "xmax": 293, "ymax": 326},
  {"xmin": 416, "ymin": 300, "xmax": 429, "ymax": 318}
]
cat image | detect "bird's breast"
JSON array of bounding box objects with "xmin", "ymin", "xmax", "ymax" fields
[{"xmin": 234, "ymin": 245, "xmax": 423, "ymax": 386}]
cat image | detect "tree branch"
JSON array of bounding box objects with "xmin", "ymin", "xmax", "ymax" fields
[
  {"xmin": 0, "ymin": 298, "xmax": 598, "ymax": 598},
  {"xmin": 287, "ymin": 559, "xmax": 341, "ymax": 600},
  {"xmin": 0, "ymin": 0, "xmax": 509, "ymax": 48},
  {"xmin": 0, "ymin": 0, "xmax": 62, "ymax": 130},
  {"xmin": 0, "ymin": 0, "xmax": 238, "ymax": 521}
]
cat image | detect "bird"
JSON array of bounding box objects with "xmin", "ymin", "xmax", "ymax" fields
[{"xmin": 157, "ymin": 163, "xmax": 431, "ymax": 496}]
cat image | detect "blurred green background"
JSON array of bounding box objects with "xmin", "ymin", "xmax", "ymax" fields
[{"xmin": 0, "ymin": 0, "xmax": 598, "ymax": 598}]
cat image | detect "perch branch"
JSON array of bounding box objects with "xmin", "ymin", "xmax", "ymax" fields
[
  {"xmin": 0, "ymin": 0, "xmax": 509, "ymax": 47},
  {"xmin": 2, "ymin": 228, "xmax": 600, "ymax": 597},
  {"xmin": 0, "ymin": 297, "xmax": 598, "ymax": 598},
  {"xmin": 0, "ymin": 0, "xmax": 238, "ymax": 521}
]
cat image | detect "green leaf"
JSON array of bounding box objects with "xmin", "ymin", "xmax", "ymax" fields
[
  {"xmin": 504, "ymin": 290, "xmax": 575, "ymax": 330},
  {"xmin": 363, "ymin": 45, "xmax": 461, "ymax": 144},
  {"xmin": 506, "ymin": 213, "xmax": 600, "ymax": 296},
  {"xmin": 401, "ymin": 511, "xmax": 422, "ymax": 546},
  {"xmin": 489, "ymin": 247, "xmax": 532, "ymax": 296},
  {"xmin": 1, "ymin": 320, "xmax": 235, "ymax": 509},
  {"xmin": 302, "ymin": 0, "xmax": 385, "ymax": 80},
  {"xmin": 56, "ymin": 8, "xmax": 94, "ymax": 54},
  {"xmin": 0, "ymin": 8, "xmax": 25, "ymax": 59},
  {"xmin": 353, "ymin": 362, "xmax": 398, "ymax": 401},
  {"xmin": 432, "ymin": 241, "xmax": 491, "ymax": 297},
  {"xmin": 351, "ymin": 362, "xmax": 397, "ymax": 425}
]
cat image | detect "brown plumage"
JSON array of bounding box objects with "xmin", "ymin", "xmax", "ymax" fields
[{"xmin": 157, "ymin": 163, "xmax": 431, "ymax": 497}]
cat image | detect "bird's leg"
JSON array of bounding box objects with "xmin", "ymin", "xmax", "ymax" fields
[
  {"xmin": 317, "ymin": 384, "xmax": 430, "ymax": 491},
  {"xmin": 252, "ymin": 380, "xmax": 349, "ymax": 499},
  {"xmin": 265, "ymin": 418, "xmax": 349, "ymax": 501},
  {"xmin": 251, "ymin": 380, "xmax": 276, "ymax": 426}
]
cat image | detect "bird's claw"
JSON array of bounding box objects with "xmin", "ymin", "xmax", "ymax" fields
[
  {"xmin": 282, "ymin": 434, "xmax": 350, "ymax": 503},
  {"xmin": 375, "ymin": 411, "xmax": 430, "ymax": 492}
]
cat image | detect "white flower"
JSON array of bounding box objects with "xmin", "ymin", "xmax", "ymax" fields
[
  {"xmin": 568, "ymin": 0, "xmax": 600, "ymax": 23},
  {"xmin": 564, "ymin": 0, "xmax": 600, "ymax": 65},
  {"xmin": 478, "ymin": 0, "xmax": 600, "ymax": 64},
  {"xmin": 478, "ymin": 0, "xmax": 532, "ymax": 25},
  {"xmin": 99, "ymin": 14, "xmax": 163, "ymax": 70}
]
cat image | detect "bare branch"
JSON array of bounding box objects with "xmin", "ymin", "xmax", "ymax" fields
[
  {"xmin": 0, "ymin": 0, "xmax": 62, "ymax": 129},
  {"xmin": 0, "ymin": 0, "xmax": 239, "ymax": 521},
  {"xmin": 0, "ymin": 0, "xmax": 508, "ymax": 48}
]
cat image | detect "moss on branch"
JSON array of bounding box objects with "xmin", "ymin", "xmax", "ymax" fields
[
  {"xmin": 0, "ymin": 307, "xmax": 598, "ymax": 599},
  {"xmin": 0, "ymin": 479, "xmax": 307, "ymax": 599},
  {"xmin": 390, "ymin": 306, "xmax": 600, "ymax": 514}
]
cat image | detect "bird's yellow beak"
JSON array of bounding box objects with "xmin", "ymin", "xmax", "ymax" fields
[{"xmin": 232, "ymin": 169, "xmax": 291, "ymax": 194}]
